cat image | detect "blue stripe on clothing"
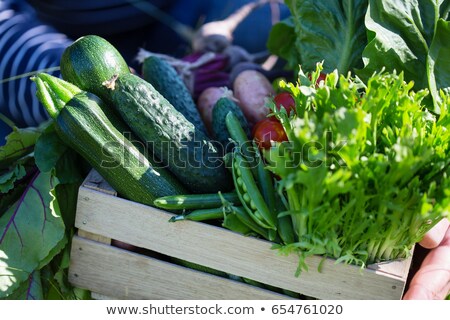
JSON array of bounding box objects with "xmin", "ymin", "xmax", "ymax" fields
[{"xmin": 0, "ymin": 2, "xmax": 71, "ymax": 128}]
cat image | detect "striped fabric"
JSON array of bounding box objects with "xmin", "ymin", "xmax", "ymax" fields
[{"xmin": 0, "ymin": 0, "xmax": 72, "ymax": 128}]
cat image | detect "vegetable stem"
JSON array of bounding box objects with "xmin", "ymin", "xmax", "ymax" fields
[{"xmin": 31, "ymin": 76, "xmax": 59, "ymax": 119}]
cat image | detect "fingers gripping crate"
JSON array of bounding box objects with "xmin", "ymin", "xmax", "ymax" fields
[{"xmin": 68, "ymin": 170, "xmax": 413, "ymax": 300}]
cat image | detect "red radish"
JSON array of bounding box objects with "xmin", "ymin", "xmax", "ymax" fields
[
  {"xmin": 253, "ymin": 118, "xmax": 288, "ymax": 149},
  {"xmin": 197, "ymin": 87, "xmax": 235, "ymax": 134},
  {"xmin": 233, "ymin": 69, "xmax": 274, "ymax": 127}
]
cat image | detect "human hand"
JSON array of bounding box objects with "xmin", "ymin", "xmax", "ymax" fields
[{"xmin": 403, "ymin": 218, "xmax": 450, "ymax": 300}]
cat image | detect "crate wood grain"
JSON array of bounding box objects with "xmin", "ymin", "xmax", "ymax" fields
[
  {"xmin": 69, "ymin": 170, "xmax": 413, "ymax": 300},
  {"xmin": 70, "ymin": 236, "xmax": 292, "ymax": 300}
]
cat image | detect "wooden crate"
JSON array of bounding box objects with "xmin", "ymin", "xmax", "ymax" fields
[{"xmin": 68, "ymin": 170, "xmax": 413, "ymax": 300}]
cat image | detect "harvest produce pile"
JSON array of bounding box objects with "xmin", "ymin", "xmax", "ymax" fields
[{"xmin": 1, "ymin": 0, "xmax": 450, "ymax": 299}]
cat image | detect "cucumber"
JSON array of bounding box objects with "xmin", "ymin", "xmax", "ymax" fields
[
  {"xmin": 61, "ymin": 35, "xmax": 232, "ymax": 194},
  {"xmin": 212, "ymin": 97, "xmax": 251, "ymax": 153},
  {"xmin": 32, "ymin": 73, "xmax": 187, "ymax": 207},
  {"xmin": 109, "ymin": 73, "xmax": 233, "ymax": 193},
  {"xmin": 142, "ymin": 56, "xmax": 208, "ymax": 135}
]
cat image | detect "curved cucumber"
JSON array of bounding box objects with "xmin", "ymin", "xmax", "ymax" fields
[
  {"xmin": 107, "ymin": 73, "xmax": 233, "ymax": 193},
  {"xmin": 142, "ymin": 56, "xmax": 208, "ymax": 135}
]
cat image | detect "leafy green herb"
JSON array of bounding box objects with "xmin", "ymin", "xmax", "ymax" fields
[{"xmin": 266, "ymin": 64, "xmax": 450, "ymax": 273}]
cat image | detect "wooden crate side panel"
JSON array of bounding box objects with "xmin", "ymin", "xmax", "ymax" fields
[
  {"xmin": 75, "ymin": 187, "xmax": 407, "ymax": 300},
  {"xmin": 69, "ymin": 236, "xmax": 293, "ymax": 300}
]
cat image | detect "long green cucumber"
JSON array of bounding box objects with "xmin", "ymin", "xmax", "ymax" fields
[
  {"xmin": 105, "ymin": 73, "xmax": 233, "ymax": 193},
  {"xmin": 142, "ymin": 55, "xmax": 208, "ymax": 135}
]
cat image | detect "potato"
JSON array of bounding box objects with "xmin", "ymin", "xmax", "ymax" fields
[{"xmin": 233, "ymin": 70, "xmax": 274, "ymax": 127}]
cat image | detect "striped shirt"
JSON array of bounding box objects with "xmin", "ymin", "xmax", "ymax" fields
[
  {"xmin": 0, "ymin": 0, "xmax": 179, "ymax": 129},
  {"xmin": 0, "ymin": 0, "xmax": 71, "ymax": 128}
]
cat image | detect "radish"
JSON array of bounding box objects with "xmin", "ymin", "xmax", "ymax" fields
[{"xmin": 233, "ymin": 69, "xmax": 275, "ymax": 127}]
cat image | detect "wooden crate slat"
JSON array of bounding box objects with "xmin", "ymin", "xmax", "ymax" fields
[
  {"xmin": 75, "ymin": 186, "xmax": 408, "ymax": 300},
  {"xmin": 69, "ymin": 236, "xmax": 294, "ymax": 300}
]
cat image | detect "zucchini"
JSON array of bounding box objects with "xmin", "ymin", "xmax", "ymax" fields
[
  {"xmin": 60, "ymin": 36, "xmax": 232, "ymax": 194},
  {"xmin": 142, "ymin": 56, "xmax": 208, "ymax": 135},
  {"xmin": 32, "ymin": 73, "xmax": 187, "ymax": 207},
  {"xmin": 59, "ymin": 35, "xmax": 130, "ymax": 104}
]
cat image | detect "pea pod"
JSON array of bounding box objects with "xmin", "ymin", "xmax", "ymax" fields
[
  {"xmin": 253, "ymin": 141, "xmax": 276, "ymax": 216},
  {"xmin": 277, "ymin": 215, "xmax": 296, "ymax": 244},
  {"xmin": 226, "ymin": 112, "xmax": 276, "ymax": 216},
  {"xmin": 154, "ymin": 192, "xmax": 240, "ymax": 210},
  {"xmin": 222, "ymin": 206, "xmax": 253, "ymax": 235},
  {"xmin": 169, "ymin": 207, "xmax": 224, "ymax": 222},
  {"xmin": 225, "ymin": 112, "xmax": 257, "ymax": 167},
  {"xmin": 232, "ymin": 152, "xmax": 276, "ymax": 230},
  {"xmin": 231, "ymin": 206, "xmax": 271, "ymax": 240}
]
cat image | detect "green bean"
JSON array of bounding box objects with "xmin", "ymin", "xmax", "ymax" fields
[
  {"xmin": 154, "ymin": 191, "xmax": 240, "ymax": 210},
  {"xmin": 169, "ymin": 207, "xmax": 224, "ymax": 222}
]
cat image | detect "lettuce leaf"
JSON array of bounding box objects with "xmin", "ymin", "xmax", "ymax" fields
[
  {"xmin": 355, "ymin": 0, "xmax": 450, "ymax": 113},
  {"xmin": 268, "ymin": 0, "xmax": 368, "ymax": 73}
]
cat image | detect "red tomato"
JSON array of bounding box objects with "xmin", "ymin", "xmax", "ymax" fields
[
  {"xmin": 253, "ymin": 118, "xmax": 288, "ymax": 149},
  {"xmin": 273, "ymin": 92, "xmax": 296, "ymax": 115}
]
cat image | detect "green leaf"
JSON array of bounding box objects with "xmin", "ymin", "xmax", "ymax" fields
[
  {"xmin": 284, "ymin": 0, "xmax": 368, "ymax": 73},
  {"xmin": 267, "ymin": 17, "xmax": 299, "ymax": 70},
  {"xmin": 55, "ymin": 183, "xmax": 80, "ymax": 230},
  {"xmin": 0, "ymin": 165, "xmax": 26, "ymax": 193},
  {"xmin": 0, "ymin": 127, "xmax": 42, "ymax": 169},
  {"xmin": 34, "ymin": 122, "xmax": 86, "ymax": 185},
  {"xmin": 359, "ymin": 0, "xmax": 450, "ymax": 112},
  {"xmin": 0, "ymin": 171, "xmax": 65, "ymax": 298},
  {"xmin": 2, "ymin": 270, "xmax": 43, "ymax": 300},
  {"xmin": 34, "ymin": 123, "xmax": 68, "ymax": 174},
  {"xmin": 428, "ymin": 18, "xmax": 450, "ymax": 112}
]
